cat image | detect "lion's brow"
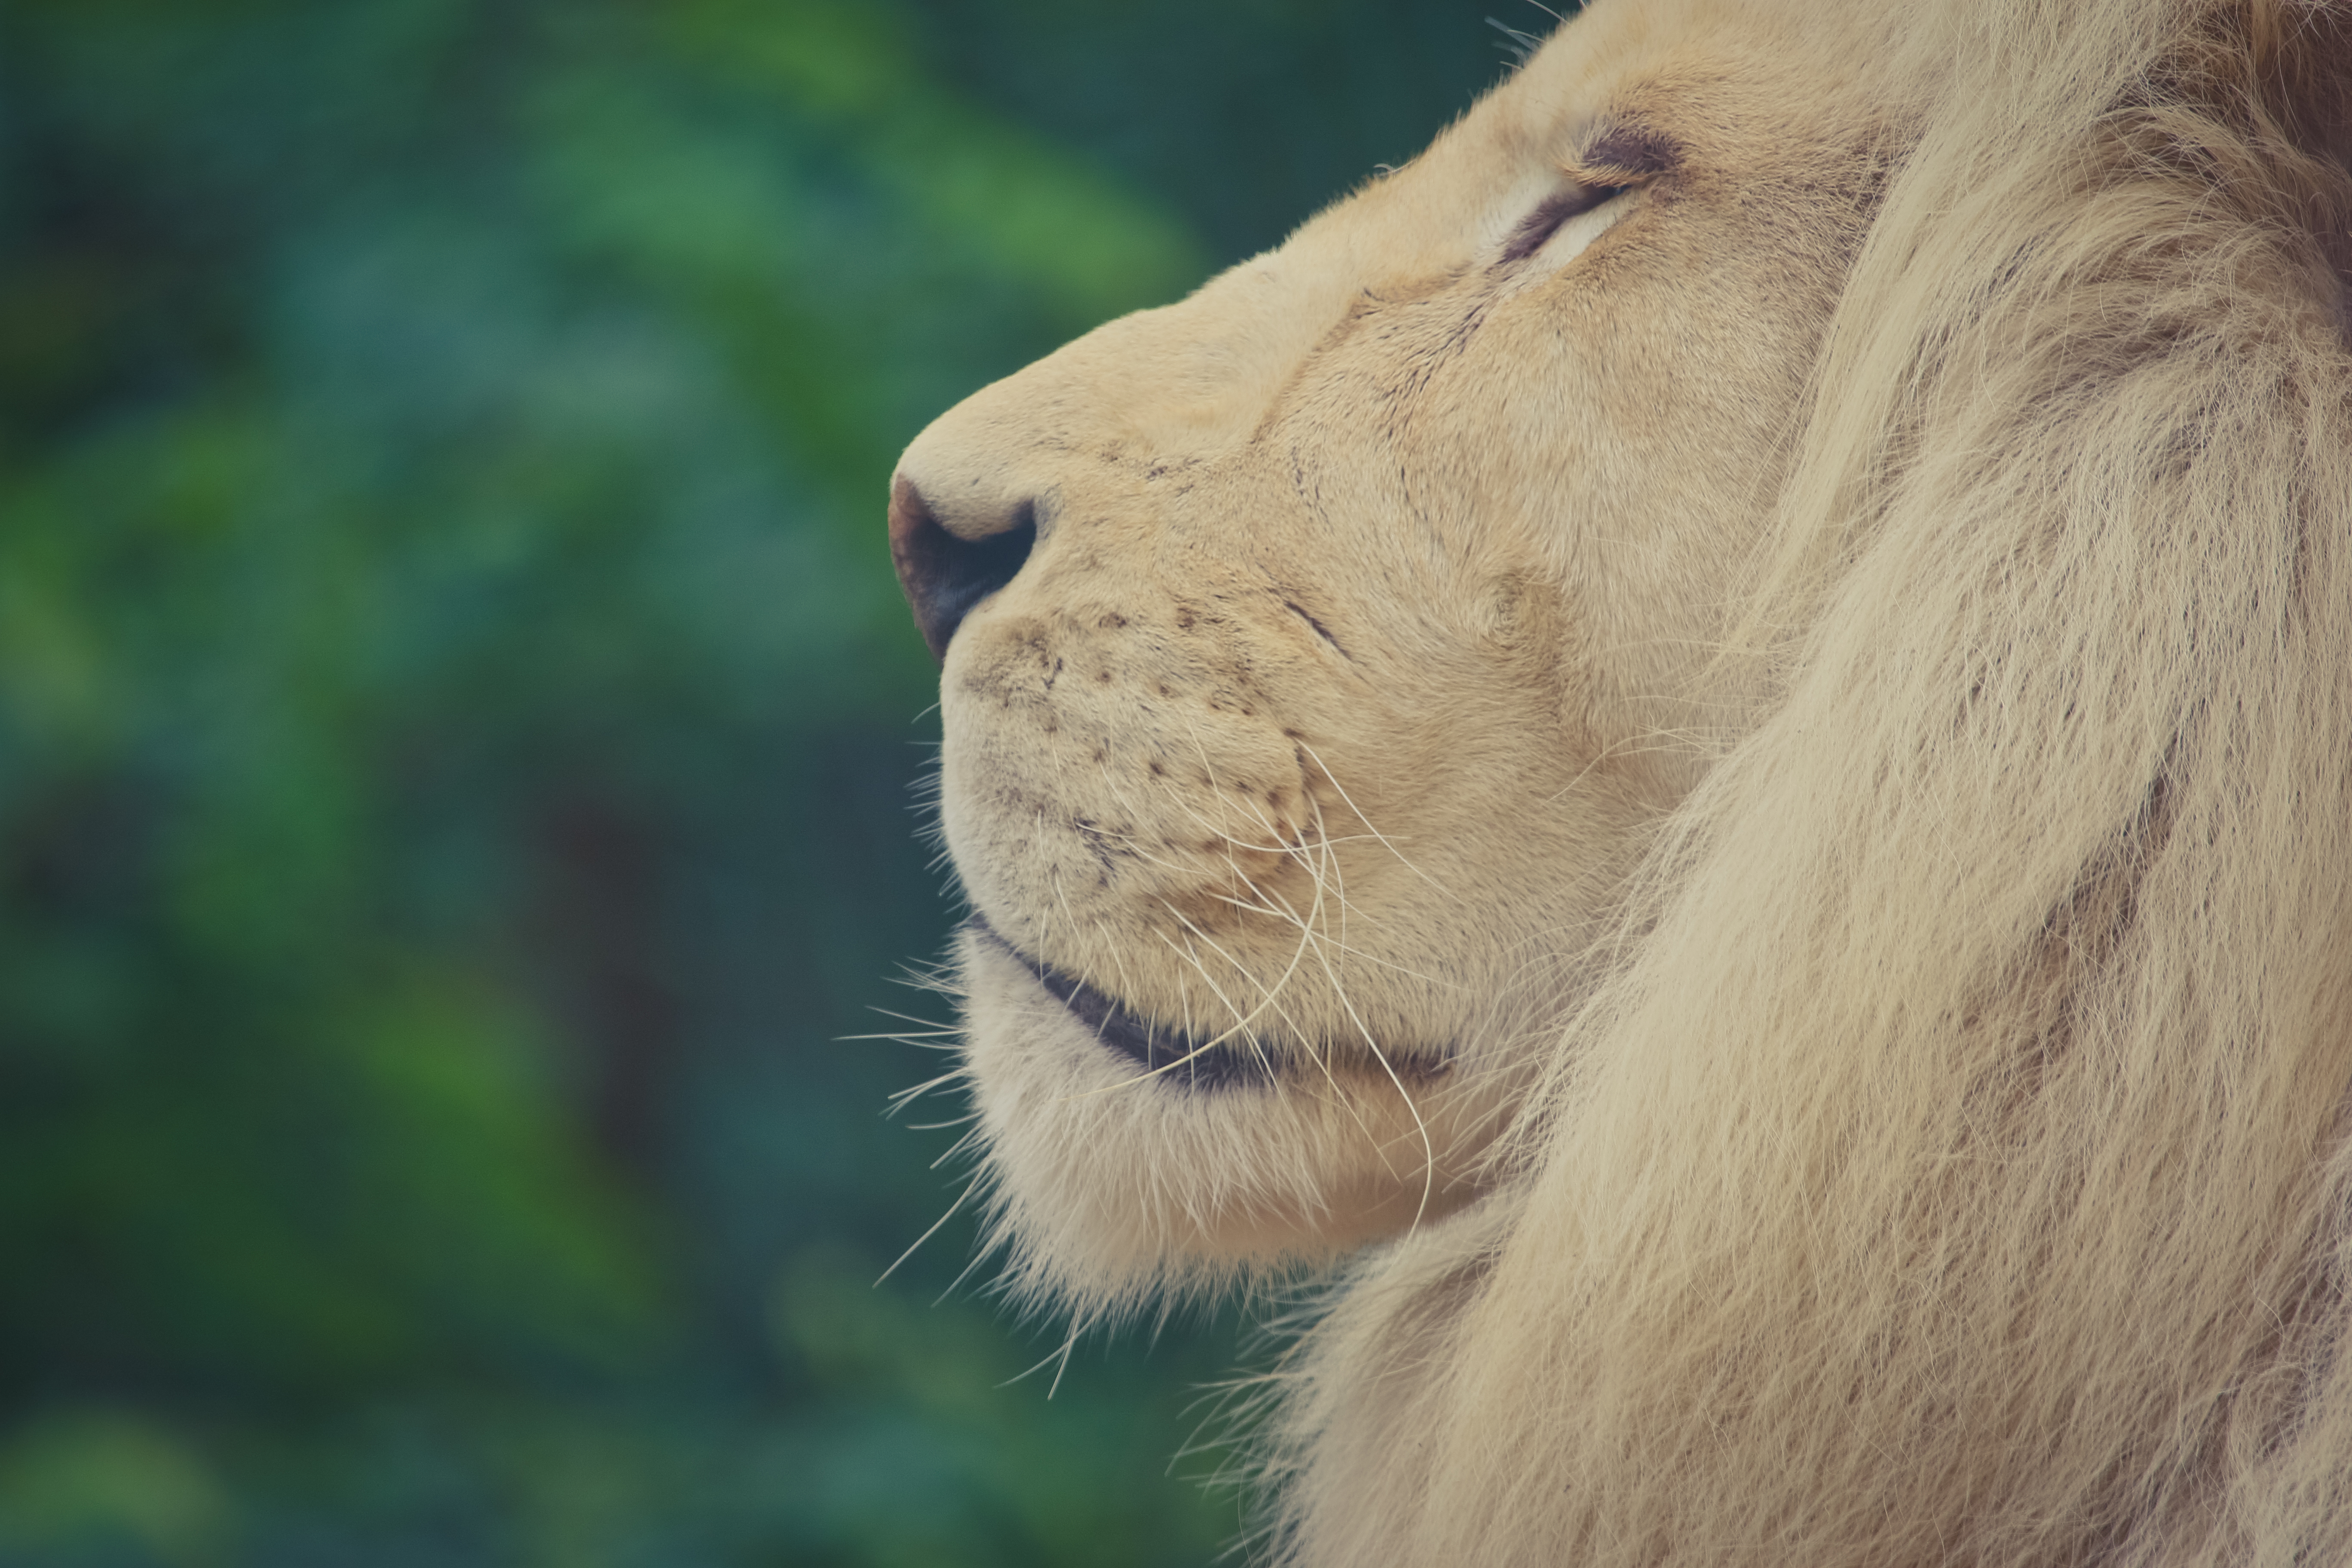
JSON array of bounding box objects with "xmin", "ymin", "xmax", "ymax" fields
[{"xmin": 1578, "ymin": 120, "xmax": 1681, "ymax": 178}]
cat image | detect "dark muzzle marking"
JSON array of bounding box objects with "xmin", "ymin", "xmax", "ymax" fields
[{"xmin": 970, "ymin": 919, "xmax": 1273, "ymax": 1091}]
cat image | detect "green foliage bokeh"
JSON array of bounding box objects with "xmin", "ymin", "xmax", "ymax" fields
[{"xmin": 0, "ymin": 0, "xmax": 1504, "ymax": 1561}]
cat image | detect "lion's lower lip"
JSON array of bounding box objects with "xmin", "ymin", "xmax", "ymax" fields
[{"xmin": 966, "ymin": 918, "xmax": 1273, "ymax": 1091}]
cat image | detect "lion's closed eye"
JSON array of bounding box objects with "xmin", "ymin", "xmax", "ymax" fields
[{"xmin": 1501, "ymin": 182, "xmax": 1633, "ymax": 263}]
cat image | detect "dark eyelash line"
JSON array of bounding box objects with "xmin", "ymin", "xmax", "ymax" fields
[{"xmin": 1501, "ymin": 183, "xmax": 1629, "ymax": 263}]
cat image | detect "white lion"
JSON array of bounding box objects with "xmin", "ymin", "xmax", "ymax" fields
[{"xmin": 888, "ymin": 0, "xmax": 2352, "ymax": 1559}]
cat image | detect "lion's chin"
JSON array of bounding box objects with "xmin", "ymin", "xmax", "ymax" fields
[{"xmin": 954, "ymin": 921, "xmax": 1508, "ymax": 1312}]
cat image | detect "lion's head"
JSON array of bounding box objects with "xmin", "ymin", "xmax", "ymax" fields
[{"xmin": 891, "ymin": 0, "xmax": 2352, "ymax": 1560}]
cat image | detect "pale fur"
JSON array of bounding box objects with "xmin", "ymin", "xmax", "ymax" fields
[{"xmin": 895, "ymin": 0, "xmax": 2352, "ymax": 1561}]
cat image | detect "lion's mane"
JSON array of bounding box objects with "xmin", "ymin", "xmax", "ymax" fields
[{"xmin": 1254, "ymin": 2, "xmax": 2352, "ymax": 1562}]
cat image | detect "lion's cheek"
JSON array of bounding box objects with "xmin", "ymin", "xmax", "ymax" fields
[{"xmin": 956, "ymin": 927, "xmax": 1507, "ymax": 1306}]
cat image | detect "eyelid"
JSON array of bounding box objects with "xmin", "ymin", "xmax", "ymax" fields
[
  {"xmin": 1500, "ymin": 181, "xmax": 1631, "ymax": 263},
  {"xmin": 1577, "ymin": 122, "xmax": 1681, "ymax": 180}
]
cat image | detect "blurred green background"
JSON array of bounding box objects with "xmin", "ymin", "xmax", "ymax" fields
[{"xmin": 0, "ymin": 1, "xmax": 1510, "ymax": 1562}]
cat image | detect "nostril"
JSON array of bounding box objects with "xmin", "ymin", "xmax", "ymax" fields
[{"xmin": 888, "ymin": 477, "xmax": 1038, "ymax": 663}]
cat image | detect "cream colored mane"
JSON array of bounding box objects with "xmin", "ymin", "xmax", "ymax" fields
[{"xmin": 891, "ymin": 0, "xmax": 2352, "ymax": 1561}]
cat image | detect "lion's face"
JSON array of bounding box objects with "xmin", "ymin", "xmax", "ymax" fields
[{"xmin": 892, "ymin": 0, "xmax": 1881, "ymax": 1304}]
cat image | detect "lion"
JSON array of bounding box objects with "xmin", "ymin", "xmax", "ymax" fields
[{"xmin": 884, "ymin": 0, "xmax": 2352, "ymax": 1560}]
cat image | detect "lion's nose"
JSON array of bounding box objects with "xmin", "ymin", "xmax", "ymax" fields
[{"xmin": 888, "ymin": 476, "xmax": 1037, "ymax": 663}]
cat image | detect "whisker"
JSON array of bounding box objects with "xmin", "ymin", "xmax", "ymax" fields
[
  {"xmin": 1284, "ymin": 834, "xmax": 1441, "ymax": 1225},
  {"xmin": 1207, "ymin": 888, "xmax": 1449, "ymax": 985},
  {"xmin": 934, "ymin": 1218, "xmax": 998, "ymax": 1304},
  {"xmin": 878, "ymin": 1181, "xmax": 978, "ymax": 1286},
  {"xmin": 1161, "ymin": 886, "xmax": 1406, "ymax": 1159},
  {"xmin": 1294, "ymin": 738, "xmax": 1455, "ymax": 905},
  {"xmin": 888, "ymin": 1068, "xmax": 968, "ymax": 1111}
]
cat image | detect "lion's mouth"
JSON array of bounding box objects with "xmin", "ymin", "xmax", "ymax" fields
[
  {"xmin": 965, "ymin": 918, "xmax": 1275, "ymax": 1090},
  {"xmin": 965, "ymin": 917, "xmax": 1462, "ymax": 1093}
]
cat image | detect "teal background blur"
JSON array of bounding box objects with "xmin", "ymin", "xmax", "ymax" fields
[{"xmin": 0, "ymin": 2, "xmax": 1510, "ymax": 1562}]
